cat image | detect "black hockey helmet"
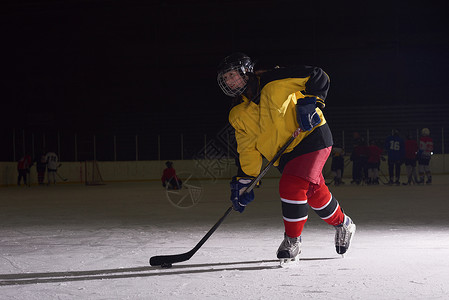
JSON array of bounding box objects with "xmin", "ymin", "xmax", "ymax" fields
[
  {"xmin": 217, "ymin": 52, "xmax": 255, "ymax": 97},
  {"xmin": 165, "ymin": 161, "xmax": 173, "ymax": 168}
]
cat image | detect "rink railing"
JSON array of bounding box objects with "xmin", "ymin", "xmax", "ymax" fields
[{"xmin": 3, "ymin": 127, "xmax": 448, "ymax": 163}]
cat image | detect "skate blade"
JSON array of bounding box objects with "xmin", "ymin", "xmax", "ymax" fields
[
  {"xmin": 347, "ymin": 223, "xmax": 356, "ymax": 253},
  {"xmin": 279, "ymin": 256, "xmax": 300, "ymax": 267}
]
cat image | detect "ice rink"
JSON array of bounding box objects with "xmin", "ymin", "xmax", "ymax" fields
[{"xmin": 1, "ymin": 175, "xmax": 448, "ymax": 299}]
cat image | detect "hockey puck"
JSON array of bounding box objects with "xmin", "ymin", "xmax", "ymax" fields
[{"xmin": 160, "ymin": 262, "xmax": 172, "ymax": 269}]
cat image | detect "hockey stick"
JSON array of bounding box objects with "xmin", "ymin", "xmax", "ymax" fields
[
  {"xmin": 149, "ymin": 128, "xmax": 302, "ymax": 267},
  {"xmin": 55, "ymin": 164, "xmax": 68, "ymax": 181},
  {"xmin": 56, "ymin": 172, "xmax": 68, "ymax": 182}
]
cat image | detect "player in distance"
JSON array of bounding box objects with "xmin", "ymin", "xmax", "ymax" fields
[
  {"xmin": 161, "ymin": 161, "xmax": 182, "ymax": 190},
  {"xmin": 417, "ymin": 128, "xmax": 433, "ymax": 184}
]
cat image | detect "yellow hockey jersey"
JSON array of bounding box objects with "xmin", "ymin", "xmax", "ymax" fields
[{"xmin": 228, "ymin": 65, "xmax": 332, "ymax": 177}]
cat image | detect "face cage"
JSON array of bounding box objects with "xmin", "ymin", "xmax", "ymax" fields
[{"xmin": 217, "ymin": 66, "xmax": 248, "ymax": 97}]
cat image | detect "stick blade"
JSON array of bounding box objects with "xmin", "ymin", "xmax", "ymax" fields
[{"xmin": 149, "ymin": 252, "xmax": 192, "ymax": 266}]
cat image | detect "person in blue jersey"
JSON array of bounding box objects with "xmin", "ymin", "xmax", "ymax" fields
[{"xmin": 384, "ymin": 129, "xmax": 405, "ymax": 185}]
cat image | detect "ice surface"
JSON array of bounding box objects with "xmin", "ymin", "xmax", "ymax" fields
[{"xmin": 1, "ymin": 176, "xmax": 449, "ymax": 299}]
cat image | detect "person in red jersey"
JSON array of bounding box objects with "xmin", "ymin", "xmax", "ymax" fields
[
  {"xmin": 161, "ymin": 161, "xmax": 182, "ymax": 190},
  {"xmin": 367, "ymin": 140, "xmax": 383, "ymax": 185},
  {"xmin": 17, "ymin": 154, "xmax": 32, "ymax": 186},
  {"xmin": 417, "ymin": 128, "xmax": 433, "ymax": 184}
]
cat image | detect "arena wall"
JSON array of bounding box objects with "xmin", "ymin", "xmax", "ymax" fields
[{"xmin": 1, "ymin": 155, "xmax": 447, "ymax": 187}]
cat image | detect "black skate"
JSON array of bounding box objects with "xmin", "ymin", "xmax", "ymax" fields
[
  {"xmin": 277, "ymin": 233, "xmax": 301, "ymax": 266},
  {"xmin": 335, "ymin": 215, "xmax": 356, "ymax": 256}
]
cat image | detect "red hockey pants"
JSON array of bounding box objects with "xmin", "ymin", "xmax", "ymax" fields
[{"xmin": 279, "ymin": 147, "xmax": 345, "ymax": 238}]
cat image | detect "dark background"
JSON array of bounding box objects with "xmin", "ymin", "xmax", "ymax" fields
[{"xmin": 1, "ymin": 0, "xmax": 448, "ymax": 160}]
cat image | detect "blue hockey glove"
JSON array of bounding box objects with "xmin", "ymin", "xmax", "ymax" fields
[
  {"xmin": 296, "ymin": 97, "xmax": 321, "ymax": 131},
  {"xmin": 230, "ymin": 177, "xmax": 255, "ymax": 213}
]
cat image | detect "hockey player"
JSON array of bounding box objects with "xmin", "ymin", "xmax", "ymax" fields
[
  {"xmin": 217, "ymin": 53, "xmax": 356, "ymax": 263},
  {"xmin": 161, "ymin": 161, "xmax": 182, "ymax": 190},
  {"xmin": 36, "ymin": 154, "xmax": 47, "ymax": 185},
  {"xmin": 45, "ymin": 151, "xmax": 59, "ymax": 185},
  {"xmin": 17, "ymin": 154, "xmax": 32, "ymax": 186},
  {"xmin": 367, "ymin": 140, "xmax": 383, "ymax": 185},
  {"xmin": 404, "ymin": 134, "xmax": 419, "ymax": 185},
  {"xmin": 417, "ymin": 128, "xmax": 433, "ymax": 184},
  {"xmin": 331, "ymin": 144, "xmax": 345, "ymax": 186},
  {"xmin": 385, "ymin": 129, "xmax": 405, "ymax": 185},
  {"xmin": 350, "ymin": 138, "xmax": 369, "ymax": 185}
]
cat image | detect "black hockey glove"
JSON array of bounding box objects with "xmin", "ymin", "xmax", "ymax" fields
[
  {"xmin": 230, "ymin": 177, "xmax": 255, "ymax": 213},
  {"xmin": 296, "ymin": 97, "xmax": 321, "ymax": 131}
]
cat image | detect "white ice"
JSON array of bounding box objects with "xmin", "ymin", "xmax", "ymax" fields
[{"xmin": 1, "ymin": 176, "xmax": 449, "ymax": 299}]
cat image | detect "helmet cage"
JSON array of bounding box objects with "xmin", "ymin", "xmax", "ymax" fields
[
  {"xmin": 421, "ymin": 128, "xmax": 430, "ymax": 136},
  {"xmin": 217, "ymin": 54, "xmax": 254, "ymax": 97}
]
